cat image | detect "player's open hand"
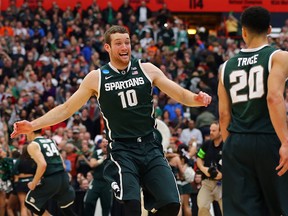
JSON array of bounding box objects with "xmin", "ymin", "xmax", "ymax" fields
[
  {"xmin": 194, "ymin": 91, "xmax": 212, "ymax": 107},
  {"xmin": 276, "ymin": 144, "xmax": 288, "ymax": 176},
  {"xmin": 10, "ymin": 120, "xmax": 33, "ymax": 138}
]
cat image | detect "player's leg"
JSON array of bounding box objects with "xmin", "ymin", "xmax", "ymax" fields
[
  {"xmin": 24, "ymin": 178, "xmax": 57, "ymax": 216},
  {"xmin": 142, "ymin": 162, "xmax": 180, "ymax": 216},
  {"xmin": 223, "ymin": 134, "xmax": 268, "ymax": 216},
  {"xmin": 103, "ymin": 151, "xmax": 142, "ymax": 215},
  {"xmin": 256, "ymin": 134, "xmax": 288, "ymax": 216},
  {"xmin": 83, "ymin": 179, "xmax": 99, "ymax": 216},
  {"xmin": 99, "ymin": 181, "xmax": 113, "ymax": 216},
  {"xmin": 24, "ymin": 200, "xmax": 46, "ymax": 216},
  {"xmin": 55, "ymin": 172, "xmax": 77, "ymax": 216}
]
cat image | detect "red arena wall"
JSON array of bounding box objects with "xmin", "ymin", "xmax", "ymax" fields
[{"xmin": 1, "ymin": 0, "xmax": 288, "ymax": 12}]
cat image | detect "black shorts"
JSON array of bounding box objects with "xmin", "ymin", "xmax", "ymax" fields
[
  {"xmin": 103, "ymin": 132, "xmax": 180, "ymax": 211},
  {"xmin": 223, "ymin": 133, "xmax": 288, "ymax": 216},
  {"xmin": 25, "ymin": 171, "xmax": 75, "ymax": 212}
]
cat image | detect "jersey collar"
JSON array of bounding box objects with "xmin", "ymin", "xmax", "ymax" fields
[{"xmin": 108, "ymin": 61, "xmax": 131, "ymax": 74}]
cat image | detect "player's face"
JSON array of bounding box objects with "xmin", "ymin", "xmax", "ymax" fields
[{"xmin": 109, "ymin": 33, "xmax": 131, "ymax": 66}]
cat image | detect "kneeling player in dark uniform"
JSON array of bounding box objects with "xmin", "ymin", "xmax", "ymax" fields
[{"xmin": 24, "ymin": 129, "xmax": 77, "ymax": 216}]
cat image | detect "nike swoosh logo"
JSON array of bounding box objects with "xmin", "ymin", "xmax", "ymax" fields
[{"xmin": 105, "ymin": 75, "xmax": 113, "ymax": 80}]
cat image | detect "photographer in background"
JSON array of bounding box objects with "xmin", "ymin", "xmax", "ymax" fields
[{"xmin": 196, "ymin": 121, "xmax": 223, "ymax": 216}]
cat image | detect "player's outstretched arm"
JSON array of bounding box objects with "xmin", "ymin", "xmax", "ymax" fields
[
  {"xmin": 11, "ymin": 70, "xmax": 99, "ymax": 138},
  {"xmin": 142, "ymin": 63, "xmax": 211, "ymax": 107}
]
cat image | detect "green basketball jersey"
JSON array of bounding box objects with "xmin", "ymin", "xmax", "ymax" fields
[
  {"xmin": 222, "ymin": 45, "xmax": 279, "ymax": 133},
  {"xmin": 33, "ymin": 137, "xmax": 64, "ymax": 176},
  {"xmin": 98, "ymin": 58, "xmax": 155, "ymax": 140}
]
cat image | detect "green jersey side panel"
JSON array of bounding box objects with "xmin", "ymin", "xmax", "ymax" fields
[
  {"xmin": 33, "ymin": 137, "xmax": 64, "ymax": 176},
  {"xmin": 223, "ymin": 45, "xmax": 278, "ymax": 133},
  {"xmin": 98, "ymin": 58, "xmax": 155, "ymax": 139}
]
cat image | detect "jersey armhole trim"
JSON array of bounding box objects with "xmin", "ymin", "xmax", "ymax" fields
[
  {"xmin": 97, "ymin": 69, "xmax": 101, "ymax": 100},
  {"xmin": 268, "ymin": 50, "xmax": 280, "ymax": 73},
  {"xmin": 220, "ymin": 61, "xmax": 228, "ymax": 85},
  {"xmin": 138, "ymin": 60, "xmax": 152, "ymax": 86}
]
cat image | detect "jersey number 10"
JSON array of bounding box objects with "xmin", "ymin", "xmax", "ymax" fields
[{"xmin": 118, "ymin": 89, "xmax": 138, "ymax": 108}]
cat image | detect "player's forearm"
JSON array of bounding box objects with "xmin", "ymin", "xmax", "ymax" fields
[
  {"xmin": 171, "ymin": 88, "xmax": 207, "ymax": 107},
  {"xmin": 267, "ymin": 94, "xmax": 288, "ymax": 145},
  {"xmin": 219, "ymin": 111, "xmax": 231, "ymax": 141},
  {"xmin": 31, "ymin": 104, "xmax": 73, "ymax": 130},
  {"xmin": 32, "ymin": 163, "xmax": 47, "ymax": 185},
  {"xmin": 182, "ymin": 89, "xmax": 205, "ymax": 107}
]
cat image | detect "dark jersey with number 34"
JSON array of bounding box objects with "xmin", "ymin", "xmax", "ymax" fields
[
  {"xmin": 222, "ymin": 45, "xmax": 278, "ymax": 134},
  {"xmin": 33, "ymin": 137, "xmax": 64, "ymax": 177},
  {"xmin": 98, "ymin": 58, "xmax": 155, "ymax": 140}
]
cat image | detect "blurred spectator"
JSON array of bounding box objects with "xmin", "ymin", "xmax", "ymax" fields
[
  {"xmin": 65, "ymin": 143, "xmax": 79, "ymax": 186},
  {"xmin": 225, "ymin": 12, "xmax": 238, "ymax": 37},
  {"xmin": 163, "ymin": 98, "xmax": 184, "ymax": 122},
  {"xmin": 52, "ymin": 127, "xmax": 65, "ymax": 144},
  {"xmin": 136, "ymin": 0, "xmax": 152, "ymax": 24},
  {"xmin": 191, "ymin": 170, "xmax": 202, "ymax": 216},
  {"xmin": 61, "ymin": 149, "xmax": 72, "ymax": 173},
  {"xmin": 179, "ymin": 119, "xmax": 203, "ymax": 148},
  {"xmin": 195, "ymin": 107, "xmax": 216, "ymax": 141},
  {"xmin": 76, "ymin": 140, "xmax": 92, "ymax": 177},
  {"xmin": 83, "ymin": 138, "xmax": 112, "ymax": 216},
  {"xmin": 158, "ymin": 22, "xmax": 174, "ymax": 46},
  {"xmin": 140, "ymin": 30, "xmax": 153, "ymax": 49},
  {"xmin": 102, "ymin": 1, "xmax": 116, "ymax": 25},
  {"xmin": 68, "ymin": 127, "xmax": 82, "ymax": 150},
  {"xmin": 156, "ymin": 2, "xmax": 172, "ymax": 27},
  {"xmin": 118, "ymin": 0, "xmax": 134, "ymax": 25},
  {"xmin": 25, "ymin": 72, "xmax": 44, "ymax": 95}
]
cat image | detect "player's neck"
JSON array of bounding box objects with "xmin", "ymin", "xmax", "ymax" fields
[
  {"xmin": 246, "ymin": 36, "xmax": 268, "ymax": 49},
  {"xmin": 110, "ymin": 60, "xmax": 129, "ymax": 71}
]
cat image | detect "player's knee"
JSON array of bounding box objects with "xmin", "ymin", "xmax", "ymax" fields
[
  {"xmin": 152, "ymin": 202, "xmax": 180, "ymax": 216},
  {"xmin": 25, "ymin": 201, "xmax": 45, "ymax": 215},
  {"xmin": 124, "ymin": 200, "xmax": 141, "ymax": 216}
]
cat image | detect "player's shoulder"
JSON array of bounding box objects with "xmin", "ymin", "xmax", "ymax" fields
[
  {"xmin": 86, "ymin": 69, "xmax": 100, "ymax": 78},
  {"xmin": 27, "ymin": 141, "xmax": 41, "ymax": 154},
  {"xmin": 140, "ymin": 61, "xmax": 154, "ymax": 69},
  {"xmin": 81, "ymin": 69, "xmax": 100, "ymax": 86},
  {"xmin": 272, "ymin": 49, "xmax": 288, "ymax": 59}
]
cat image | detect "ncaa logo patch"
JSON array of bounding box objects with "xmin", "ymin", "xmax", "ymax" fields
[{"xmin": 102, "ymin": 69, "xmax": 109, "ymax": 75}]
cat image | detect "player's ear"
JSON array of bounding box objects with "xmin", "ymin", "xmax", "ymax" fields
[
  {"xmin": 242, "ymin": 27, "xmax": 247, "ymax": 38},
  {"xmin": 104, "ymin": 43, "xmax": 110, "ymax": 53},
  {"xmin": 267, "ymin": 25, "xmax": 272, "ymax": 35}
]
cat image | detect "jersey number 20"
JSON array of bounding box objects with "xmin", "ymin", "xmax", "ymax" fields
[{"xmin": 230, "ymin": 65, "xmax": 264, "ymax": 103}]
